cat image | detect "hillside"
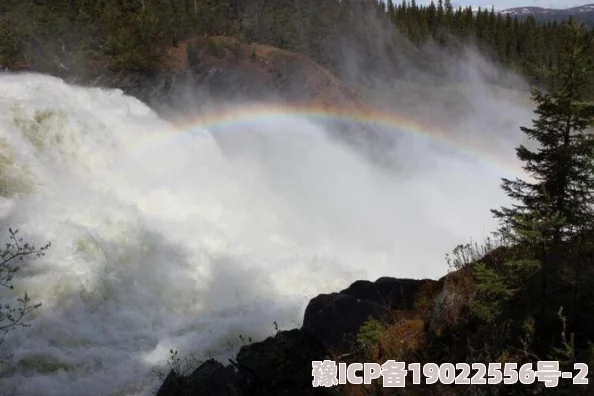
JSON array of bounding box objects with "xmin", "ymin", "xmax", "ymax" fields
[
  {"xmin": 155, "ymin": 247, "xmax": 594, "ymax": 396},
  {"xmin": 4, "ymin": 0, "xmax": 594, "ymax": 99},
  {"xmin": 69, "ymin": 35, "xmax": 371, "ymax": 116},
  {"xmin": 163, "ymin": 36, "xmax": 367, "ymax": 109},
  {"xmin": 501, "ymin": 3, "xmax": 594, "ymax": 25}
]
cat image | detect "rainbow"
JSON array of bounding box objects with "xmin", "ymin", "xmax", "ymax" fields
[{"xmin": 144, "ymin": 103, "xmax": 524, "ymax": 177}]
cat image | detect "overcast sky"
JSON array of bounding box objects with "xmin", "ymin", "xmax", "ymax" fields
[{"xmin": 415, "ymin": 1, "xmax": 587, "ymax": 10}]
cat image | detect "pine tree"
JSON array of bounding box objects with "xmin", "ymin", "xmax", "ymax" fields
[
  {"xmin": 387, "ymin": 0, "xmax": 395, "ymax": 20},
  {"xmin": 492, "ymin": 22, "xmax": 594, "ymax": 304},
  {"xmin": 444, "ymin": 0, "xmax": 453, "ymax": 24},
  {"xmin": 493, "ymin": 21, "xmax": 594, "ymax": 244}
]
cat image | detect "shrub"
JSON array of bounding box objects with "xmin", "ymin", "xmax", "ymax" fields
[{"xmin": 0, "ymin": 227, "xmax": 50, "ymax": 362}]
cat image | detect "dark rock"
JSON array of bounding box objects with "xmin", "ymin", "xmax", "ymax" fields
[
  {"xmin": 235, "ymin": 329, "xmax": 334, "ymax": 395},
  {"xmin": 302, "ymin": 278, "xmax": 442, "ymax": 353},
  {"xmin": 155, "ymin": 359, "xmax": 240, "ymax": 396},
  {"xmin": 186, "ymin": 359, "xmax": 239, "ymax": 396},
  {"xmin": 155, "ymin": 370, "xmax": 184, "ymax": 396},
  {"xmin": 302, "ymin": 292, "xmax": 392, "ymax": 353},
  {"xmin": 340, "ymin": 277, "xmax": 427, "ymax": 310},
  {"xmin": 155, "ymin": 276, "xmax": 446, "ymax": 395},
  {"xmin": 155, "ymin": 330, "xmax": 334, "ymax": 396}
]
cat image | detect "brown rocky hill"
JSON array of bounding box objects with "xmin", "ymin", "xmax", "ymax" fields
[
  {"xmin": 4, "ymin": 33, "xmax": 399, "ymax": 167},
  {"xmin": 163, "ymin": 36, "xmax": 368, "ymax": 109},
  {"xmin": 53, "ymin": 35, "xmax": 374, "ymax": 119},
  {"xmin": 138, "ymin": 35, "xmax": 397, "ymax": 168}
]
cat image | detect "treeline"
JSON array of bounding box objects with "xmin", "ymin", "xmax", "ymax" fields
[
  {"xmin": 0, "ymin": 0, "xmax": 242, "ymax": 73},
  {"xmin": 513, "ymin": 10, "xmax": 594, "ymax": 28},
  {"xmin": 387, "ymin": 1, "xmax": 594, "ymax": 89},
  {"xmin": 0, "ymin": 0, "xmax": 392, "ymax": 78},
  {"xmin": 0, "ymin": 0, "xmax": 593, "ymax": 91}
]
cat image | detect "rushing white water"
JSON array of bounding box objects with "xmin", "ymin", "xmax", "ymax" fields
[{"xmin": 0, "ymin": 73, "xmax": 527, "ymax": 395}]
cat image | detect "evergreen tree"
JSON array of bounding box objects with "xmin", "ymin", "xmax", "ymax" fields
[
  {"xmin": 492, "ymin": 22, "xmax": 594, "ymax": 306},
  {"xmin": 492, "ymin": 21, "xmax": 594, "ymax": 244},
  {"xmin": 387, "ymin": 0, "xmax": 395, "ymax": 20}
]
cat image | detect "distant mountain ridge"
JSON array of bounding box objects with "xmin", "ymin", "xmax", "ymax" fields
[
  {"xmin": 500, "ymin": 3, "xmax": 594, "ymax": 25},
  {"xmin": 501, "ymin": 4, "xmax": 594, "ymax": 14}
]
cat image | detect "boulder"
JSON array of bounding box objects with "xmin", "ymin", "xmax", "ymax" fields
[
  {"xmin": 302, "ymin": 278, "xmax": 441, "ymax": 354},
  {"xmin": 156, "ymin": 359, "xmax": 239, "ymax": 396},
  {"xmin": 235, "ymin": 329, "xmax": 334, "ymax": 395},
  {"xmin": 302, "ymin": 292, "xmax": 392, "ymax": 353},
  {"xmin": 340, "ymin": 277, "xmax": 429, "ymax": 310},
  {"xmin": 155, "ymin": 329, "xmax": 334, "ymax": 396}
]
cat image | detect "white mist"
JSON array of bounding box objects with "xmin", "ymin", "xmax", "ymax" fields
[{"xmin": 0, "ymin": 73, "xmax": 527, "ymax": 395}]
